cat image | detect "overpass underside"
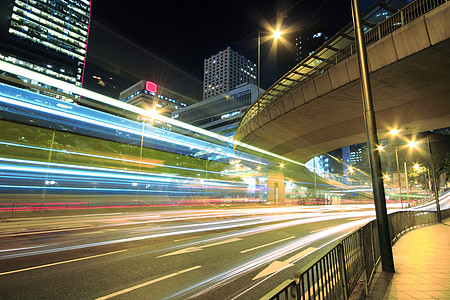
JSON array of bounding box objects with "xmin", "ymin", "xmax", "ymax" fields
[{"xmin": 236, "ymin": 3, "xmax": 450, "ymax": 163}]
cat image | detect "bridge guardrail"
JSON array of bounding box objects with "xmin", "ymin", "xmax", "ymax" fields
[{"xmin": 262, "ymin": 208, "xmax": 450, "ymax": 300}]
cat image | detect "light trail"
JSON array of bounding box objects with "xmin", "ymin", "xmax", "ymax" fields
[
  {"xmin": 0, "ymin": 209, "xmax": 375, "ymax": 260},
  {"xmin": 0, "ymin": 93, "xmax": 263, "ymax": 166},
  {"xmin": 168, "ymin": 218, "xmax": 373, "ymax": 299},
  {"xmin": 240, "ymin": 236, "xmax": 295, "ymax": 254},
  {"xmin": 0, "ymin": 157, "xmax": 245, "ymax": 191},
  {"xmin": 0, "ymin": 141, "xmax": 224, "ymax": 176},
  {"xmin": 0, "ymin": 60, "xmax": 304, "ymax": 167}
]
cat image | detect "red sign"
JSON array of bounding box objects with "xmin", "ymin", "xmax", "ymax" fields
[{"xmin": 145, "ymin": 81, "xmax": 157, "ymax": 93}]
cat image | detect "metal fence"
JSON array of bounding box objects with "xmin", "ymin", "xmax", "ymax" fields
[{"xmin": 262, "ymin": 208, "xmax": 449, "ymax": 300}]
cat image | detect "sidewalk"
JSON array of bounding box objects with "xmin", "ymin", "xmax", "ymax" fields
[{"xmin": 353, "ymin": 219, "xmax": 450, "ymax": 299}]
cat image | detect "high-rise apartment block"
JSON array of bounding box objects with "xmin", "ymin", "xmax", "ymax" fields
[
  {"xmin": 203, "ymin": 47, "xmax": 257, "ymax": 100},
  {"xmin": 0, "ymin": 0, "xmax": 91, "ymax": 99}
]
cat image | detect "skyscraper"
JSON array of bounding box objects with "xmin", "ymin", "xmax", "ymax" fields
[
  {"xmin": 203, "ymin": 47, "xmax": 257, "ymax": 100},
  {"xmin": 0, "ymin": 0, "xmax": 91, "ymax": 100}
]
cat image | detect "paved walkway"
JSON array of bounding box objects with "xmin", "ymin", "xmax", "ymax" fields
[{"xmin": 353, "ymin": 219, "xmax": 450, "ymax": 299}]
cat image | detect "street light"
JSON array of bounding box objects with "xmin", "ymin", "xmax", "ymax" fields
[
  {"xmin": 405, "ymin": 139, "xmax": 418, "ymax": 207},
  {"xmin": 258, "ymin": 28, "xmax": 283, "ymax": 100},
  {"xmin": 139, "ymin": 108, "xmax": 160, "ymax": 171},
  {"xmin": 389, "ymin": 129, "xmax": 400, "ymax": 136},
  {"xmin": 389, "ymin": 130, "xmax": 403, "ymax": 208},
  {"xmin": 425, "ymin": 135, "xmax": 442, "ymax": 223},
  {"xmin": 408, "ymin": 140, "xmax": 418, "ymax": 149},
  {"xmin": 351, "ymin": 0, "xmax": 394, "ymax": 272},
  {"xmin": 272, "ymin": 29, "xmax": 283, "ymax": 40}
]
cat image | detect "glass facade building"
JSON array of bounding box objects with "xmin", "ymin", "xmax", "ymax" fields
[{"xmin": 0, "ymin": 0, "xmax": 91, "ymax": 100}]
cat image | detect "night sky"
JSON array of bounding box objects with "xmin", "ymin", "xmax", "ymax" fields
[{"xmin": 86, "ymin": 0, "xmax": 377, "ymax": 97}]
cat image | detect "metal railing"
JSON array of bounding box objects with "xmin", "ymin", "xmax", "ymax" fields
[
  {"xmin": 237, "ymin": 0, "xmax": 447, "ymax": 138},
  {"xmin": 262, "ymin": 208, "xmax": 450, "ymax": 300}
]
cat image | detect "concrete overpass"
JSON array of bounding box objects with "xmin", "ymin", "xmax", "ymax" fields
[{"xmin": 235, "ymin": 0, "xmax": 450, "ymax": 163}]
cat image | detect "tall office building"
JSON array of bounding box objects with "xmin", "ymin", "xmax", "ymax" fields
[
  {"xmin": 203, "ymin": 47, "xmax": 257, "ymax": 100},
  {"xmin": 119, "ymin": 80, "xmax": 190, "ymax": 130},
  {"xmin": 0, "ymin": 0, "xmax": 91, "ymax": 100}
]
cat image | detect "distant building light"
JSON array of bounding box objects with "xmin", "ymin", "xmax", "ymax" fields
[
  {"xmin": 145, "ymin": 81, "xmax": 157, "ymax": 93},
  {"xmin": 313, "ymin": 32, "xmax": 323, "ymax": 38},
  {"xmin": 221, "ymin": 111, "xmax": 240, "ymax": 119}
]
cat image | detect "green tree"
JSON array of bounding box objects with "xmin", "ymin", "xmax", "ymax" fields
[
  {"xmin": 436, "ymin": 152, "xmax": 450, "ymax": 181},
  {"xmin": 409, "ymin": 164, "xmax": 428, "ymax": 190}
]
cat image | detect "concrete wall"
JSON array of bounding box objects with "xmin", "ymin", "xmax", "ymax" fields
[{"xmin": 267, "ymin": 171, "xmax": 285, "ymax": 204}]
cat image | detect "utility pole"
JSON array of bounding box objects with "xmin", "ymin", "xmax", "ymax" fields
[
  {"xmin": 351, "ymin": 0, "xmax": 395, "ymax": 272},
  {"xmin": 426, "ymin": 135, "xmax": 442, "ymax": 223}
]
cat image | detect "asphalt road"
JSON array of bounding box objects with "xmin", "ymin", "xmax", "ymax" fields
[{"xmin": 0, "ymin": 204, "xmax": 393, "ymax": 299}]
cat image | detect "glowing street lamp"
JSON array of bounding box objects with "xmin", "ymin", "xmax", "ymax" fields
[
  {"xmin": 408, "ymin": 140, "xmax": 418, "ymax": 149},
  {"xmin": 258, "ymin": 28, "xmax": 283, "ymax": 100},
  {"xmin": 389, "ymin": 130, "xmax": 404, "ymax": 209},
  {"xmin": 389, "ymin": 129, "xmax": 399, "ymax": 136},
  {"xmin": 272, "ymin": 29, "xmax": 283, "ymax": 40}
]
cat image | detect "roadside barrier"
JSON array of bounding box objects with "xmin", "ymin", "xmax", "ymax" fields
[{"xmin": 262, "ymin": 208, "xmax": 449, "ymax": 300}]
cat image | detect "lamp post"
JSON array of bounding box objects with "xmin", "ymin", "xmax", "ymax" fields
[
  {"xmin": 257, "ymin": 29, "xmax": 283, "ymax": 100},
  {"xmin": 258, "ymin": 31, "xmax": 261, "ymax": 100},
  {"xmin": 394, "ymin": 146, "xmax": 403, "ymax": 208},
  {"xmin": 404, "ymin": 161, "xmax": 410, "ymax": 207},
  {"xmin": 426, "ymin": 135, "xmax": 442, "ymax": 223},
  {"xmin": 390, "ymin": 129, "xmax": 404, "ymax": 209},
  {"xmin": 351, "ymin": 0, "xmax": 394, "ymax": 272},
  {"xmin": 139, "ymin": 108, "xmax": 159, "ymax": 172},
  {"xmin": 139, "ymin": 119, "xmax": 146, "ymax": 172}
]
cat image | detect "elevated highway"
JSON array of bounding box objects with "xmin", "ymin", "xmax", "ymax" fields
[{"xmin": 235, "ymin": 0, "xmax": 450, "ymax": 163}]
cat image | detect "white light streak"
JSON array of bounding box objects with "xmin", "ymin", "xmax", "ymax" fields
[{"xmin": 0, "ymin": 60, "xmax": 304, "ymax": 167}]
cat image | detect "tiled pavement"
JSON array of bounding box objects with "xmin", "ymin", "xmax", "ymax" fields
[{"xmin": 352, "ymin": 219, "xmax": 450, "ymax": 299}]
